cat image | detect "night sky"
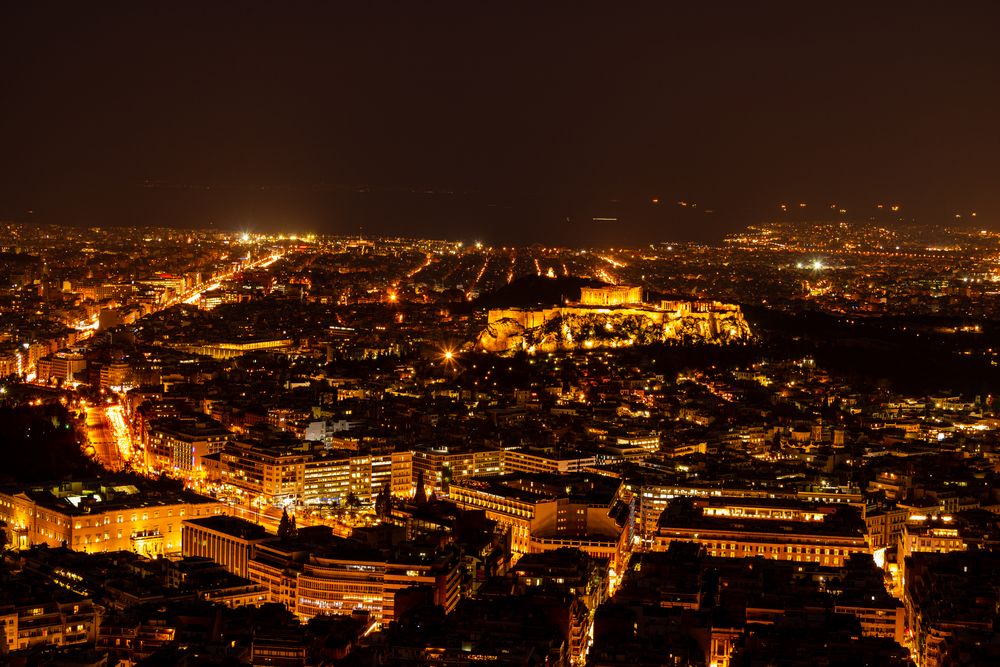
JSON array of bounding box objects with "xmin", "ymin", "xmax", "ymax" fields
[{"xmin": 2, "ymin": 2, "xmax": 998, "ymax": 245}]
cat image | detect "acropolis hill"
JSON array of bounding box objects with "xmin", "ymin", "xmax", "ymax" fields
[{"xmin": 477, "ymin": 284, "xmax": 752, "ymax": 354}]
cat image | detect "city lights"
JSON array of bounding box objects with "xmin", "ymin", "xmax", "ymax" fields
[{"xmin": 0, "ymin": 3, "xmax": 994, "ymax": 664}]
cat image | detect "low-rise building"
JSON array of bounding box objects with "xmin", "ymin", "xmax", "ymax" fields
[
  {"xmin": 653, "ymin": 496, "xmax": 868, "ymax": 567},
  {"xmin": 897, "ymin": 514, "xmax": 967, "ymax": 582},
  {"xmin": 0, "ymin": 573, "xmax": 98, "ymax": 653},
  {"xmin": 213, "ymin": 438, "xmax": 412, "ymax": 506},
  {"xmin": 503, "ymin": 448, "xmax": 597, "ymax": 475},
  {"xmin": 0, "ymin": 480, "xmax": 226, "ymax": 556},
  {"xmin": 449, "ymin": 473, "xmax": 633, "ymax": 572},
  {"xmin": 411, "ymin": 444, "xmax": 504, "ymax": 493},
  {"xmin": 904, "ymin": 551, "xmax": 1000, "ymax": 667},
  {"xmin": 144, "ymin": 414, "xmax": 232, "ymax": 475},
  {"xmin": 181, "ymin": 515, "xmax": 271, "ymax": 578},
  {"xmin": 304, "ymin": 449, "xmax": 412, "ymax": 505},
  {"xmin": 36, "ymin": 351, "xmax": 87, "ymax": 384},
  {"xmin": 247, "ymin": 527, "xmax": 461, "ymax": 624}
]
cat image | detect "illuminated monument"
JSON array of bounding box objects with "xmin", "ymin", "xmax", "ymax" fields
[
  {"xmin": 478, "ymin": 285, "xmax": 751, "ymax": 353},
  {"xmin": 579, "ymin": 285, "xmax": 643, "ymax": 306}
]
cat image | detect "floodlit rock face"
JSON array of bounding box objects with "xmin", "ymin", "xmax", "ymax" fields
[
  {"xmin": 477, "ymin": 318, "xmax": 528, "ymax": 354},
  {"xmin": 476, "ymin": 301, "xmax": 752, "ymax": 354}
]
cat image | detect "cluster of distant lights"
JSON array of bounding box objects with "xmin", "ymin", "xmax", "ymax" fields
[
  {"xmin": 777, "ymin": 202, "xmax": 904, "ymax": 215},
  {"xmin": 776, "ymin": 202, "xmax": 979, "ymax": 220},
  {"xmin": 236, "ymin": 231, "xmax": 316, "ymax": 243},
  {"xmin": 795, "ymin": 259, "xmax": 826, "ymax": 271},
  {"xmin": 230, "ymin": 232, "xmax": 652, "ymax": 255}
]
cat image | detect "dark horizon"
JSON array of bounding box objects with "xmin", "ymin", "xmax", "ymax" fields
[
  {"xmin": 2, "ymin": 2, "xmax": 998, "ymax": 244},
  {"xmin": 8, "ymin": 184, "xmax": 982, "ymax": 247}
]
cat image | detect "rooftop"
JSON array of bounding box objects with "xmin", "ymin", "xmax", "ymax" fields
[{"xmin": 3, "ymin": 479, "xmax": 221, "ymax": 517}]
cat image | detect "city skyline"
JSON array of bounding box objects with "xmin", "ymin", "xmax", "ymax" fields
[
  {"xmin": 2, "ymin": 217, "xmax": 999, "ymax": 665},
  {"xmin": 3, "ymin": 4, "xmax": 1000, "ymax": 666}
]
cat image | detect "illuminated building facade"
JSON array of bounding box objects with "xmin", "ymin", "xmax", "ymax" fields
[
  {"xmin": 217, "ymin": 440, "xmax": 311, "ymax": 503},
  {"xmin": 0, "ymin": 595, "xmax": 97, "ymax": 652},
  {"xmin": 833, "ymin": 600, "xmax": 905, "ymax": 644},
  {"xmin": 171, "ymin": 338, "xmax": 294, "ymax": 360},
  {"xmin": 247, "ymin": 535, "xmax": 461, "ymax": 624},
  {"xmin": 411, "ymin": 445, "xmax": 504, "ymax": 493},
  {"xmin": 632, "ymin": 484, "xmax": 863, "ymax": 543},
  {"xmin": 579, "ymin": 285, "xmax": 643, "ymax": 306},
  {"xmin": 653, "ymin": 497, "xmax": 868, "ymax": 566},
  {"xmin": 864, "ymin": 506, "xmax": 910, "ymax": 551},
  {"xmin": 613, "ymin": 432, "xmax": 660, "ymax": 453},
  {"xmin": 502, "ymin": 448, "xmax": 597, "ymax": 475},
  {"xmin": 448, "ymin": 473, "xmax": 633, "ymax": 572},
  {"xmin": 0, "ymin": 349, "xmax": 20, "ymax": 378},
  {"xmin": 0, "ymin": 481, "xmax": 226, "ymax": 556},
  {"xmin": 181, "ymin": 515, "xmax": 271, "ymax": 578},
  {"xmin": 36, "ymin": 351, "xmax": 86, "ymax": 384},
  {"xmin": 214, "ymin": 439, "xmax": 412, "ymax": 505},
  {"xmin": 98, "ymin": 361, "xmax": 131, "ymax": 390},
  {"xmin": 144, "ymin": 415, "xmax": 232, "ymax": 474},
  {"xmin": 896, "ymin": 514, "xmax": 966, "ymax": 583},
  {"xmin": 303, "ymin": 450, "xmax": 412, "ymax": 504}
]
